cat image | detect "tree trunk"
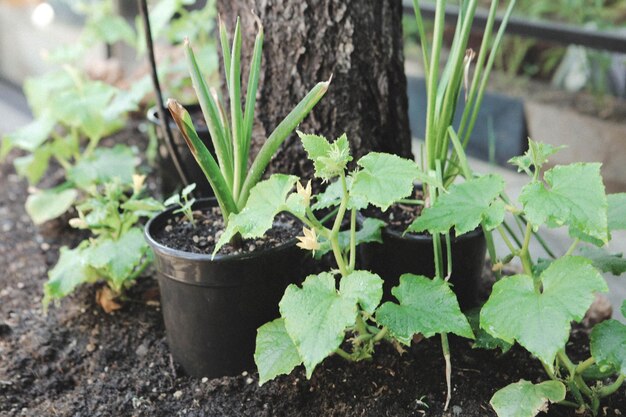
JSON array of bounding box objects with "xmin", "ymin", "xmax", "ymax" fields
[{"xmin": 217, "ymin": 0, "xmax": 412, "ymax": 178}]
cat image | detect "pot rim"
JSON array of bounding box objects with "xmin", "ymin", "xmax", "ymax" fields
[{"xmin": 144, "ymin": 197, "xmax": 299, "ymax": 263}]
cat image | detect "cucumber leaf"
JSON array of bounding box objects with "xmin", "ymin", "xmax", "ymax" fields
[
  {"xmin": 279, "ymin": 272, "xmax": 358, "ymax": 378},
  {"xmin": 407, "ymin": 174, "xmax": 505, "ymax": 235},
  {"xmin": 608, "ymin": 193, "xmax": 626, "ymax": 231},
  {"xmin": 350, "ymin": 152, "xmax": 422, "ymax": 211},
  {"xmin": 481, "ymin": 256, "xmax": 607, "ymax": 369},
  {"xmin": 490, "ymin": 380, "xmax": 566, "ymax": 417},
  {"xmin": 213, "ymin": 174, "xmax": 299, "ymax": 255},
  {"xmin": 255, "ymin": 318, "xmax": 302, "ymax": 385},
  {"xmin": 519, "ymin": 163, "xmax": 608, "ymax": 244},
  {"xmin": 376, "ymin": 274, "xmax": 473, "ymax": 345}
]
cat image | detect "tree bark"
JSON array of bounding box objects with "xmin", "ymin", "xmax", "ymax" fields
[{"xmin": 217, "ymin": 0, "xmax": 412, "ymax": 178}]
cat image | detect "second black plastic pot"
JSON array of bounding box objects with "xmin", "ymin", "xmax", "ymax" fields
[
  {"xmin": 147, "ymin": 104, "xmax": 214, "ymax": 197},
  {"xmin": 360, "ymin": 224, "xmax": 486, "ymax": 309},
  {"xmin": 144, "ymin": 198, "xmax": 311, "ymax": 378}
]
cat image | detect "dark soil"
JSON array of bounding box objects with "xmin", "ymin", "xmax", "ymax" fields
[
  {"xmin": 153, "ymin": 208, "xmax": 300, "ymax": 256},
  {"xmin": 1, "ymin": 125, "xmax": 624, "ymax": 416}
]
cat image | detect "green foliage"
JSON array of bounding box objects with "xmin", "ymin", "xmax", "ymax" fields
[
  {"xmin": 67, "ymin": 145, "xmax": 137, "ymax": 189},
  {"xmin": 607, "ymin": 193, "xmax": 626, "ymax": 231},
  {"xmin": 466, "ymin": 309, "xmax": 512, "ymax": 353},
  {"xmin": 164, "ymin": 183, "xmax": 197, "ymax": 225},
  {"xmin": 471, "ymin": 138, "xmax": 625, "ymax": 415},
  {"xmin": 350, "ymin": 153, "xmax": 422, "ymax": 211},
  {"xmin": 520, "ymin": 163, "xmax": 608, "ymax": 243},
  {"xmin": 255, "ymin": 318, "xmax": 302, "ymax": 385},
  {"xmin": 43, "ymin": 178, "xmax": 163, "ymax": 308},
  {"xmin": 376, "ymin": 275, "xmax": 473, "ymax": 345},
  {"xmin": 26, "ymin": 188, "xmax": 79, "ymax": 226},
  {"xmin": 168, "ymin": 19, "xmax": 329, "ymax": 224},
  {"xmin": 481, "ymin": 257, "xmax": 607, "ymax": 369},
  {"xmin": 301, "ymin": 133, "xmax": 353, "ymax": 182},
  {"xmin": 490, "ymin": 380, "xmax": 566, "ymax": 417},
  {"xmin": 408, "ymin": 174, "xmax": 505, "ymax": 235},
  {"xmin": 591, "ymin": 310, "xmax": 626, "ymax": 376}
]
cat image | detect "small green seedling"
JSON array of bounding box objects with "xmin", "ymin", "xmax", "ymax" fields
[{"xmin": 164, "ymin": 183, "xmax": 197, "ymax": 225}]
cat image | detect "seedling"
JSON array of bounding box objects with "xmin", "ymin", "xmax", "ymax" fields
[{"xmin": 164, "ymin": 183, "xmax": 197, "ymax": 225}]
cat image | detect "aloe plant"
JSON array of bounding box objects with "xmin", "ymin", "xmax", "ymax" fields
[
  {"xmin": 168, "ymin": 17, "xmax": 329, "ymax": 224},
  {"xmin": 412, "ymin": 0, "xmax": 516, "ymax": 187}
]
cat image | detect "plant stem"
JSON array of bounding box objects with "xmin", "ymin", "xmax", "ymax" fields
[
  {"xmin": 373, "ymin": 327, "xmax": 388, "ymax": 342},
  {"xmin": 497, "ymin": 225, "xmax": 519, "ymax": 253},
  {"xmin": 483, "ymin": 228, "xmax": 502, "ymax": 280},
  {"xmin": 576, "ymin": 357, "xmax": 595, "ymax": 375},
  {"xmin": 349, "ymin": 209, "xmax": 357, "ymax": 272},
  {"xmin": 519, "ymin": 222, "xmax": 535, "ymax": 280},
  {"xmin": 564, "ymin": 238, "xmax": 580, "ymax": 257},
  {"xmin": 335, "ymin": 348, "xmax": 352, "ymax": 361},
  {"xmin": 598, "ymin": 374, "xmax": 625, "ymax": 398},
  {"xmin": 330, "ymin": 173, "xmax": 349, "ymax": 276},
  {"xmin": 397, "ymin": 198, "xmax": 425, "ymax": 205},
  {"xmin": 441, "ymin": 333, "xmax": 452, "ymax": 411}
]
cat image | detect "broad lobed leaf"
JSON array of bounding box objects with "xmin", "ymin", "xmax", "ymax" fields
[
  {"xmin": 480, "ymin": 256, "xmax": 607, "ymax": 369},
  {"xmin": 408, "ymin": 174, "xmax": 505, "ymax": 235},
  {"xmin": 279, "ymin": 272, "xmax": 358, "ymax": 377},
  {"xmin": 299, "ymin": 132, "xmax": 352, "ymax": 181},
  {"xmin": 255, "ymin": 318, "xmax": 302, "ymax": 385},
  {"xmin": 490, "ymin": 380, "xmax": 566, "ymax": 417},
  {"xmin": 520, "ymin": 163, "xmax": 608, "ymax": 244},
  {"xmin": 213, "ymin": 174, "xmax": 300, "ymax": 255},
  {"xmin": 26, "ymin": 187, "xmax": 78, "ymax": 225},
  {"xmin": 338, "ymin": 271, "xmax": 383, "ymax": 315},
  {"xmin": 44, "ymin": 245, "xmax": 99, "ymax": 307},
  {"xmin": 350, "ymin": 153, "xmax": 422, "ymax": 211},
  {"xmin": 376, "ymin": 274, "xmax": 473, "ymax": 345},
  {"xmin": 591, "ymin": 319, "xmax": 626, "ymax": 376},
  {"xmin": 68, "ymin": 145, "xmax": 137, "ymax": 189},
  {"xmin": 608, "ymin": 193, "xmax": 626, "ymax": 231}
]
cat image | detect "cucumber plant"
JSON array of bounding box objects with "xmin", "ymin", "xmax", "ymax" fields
[
  {"xmin": 414, "ymin": 138, "xmax": 625, "ymax": 416},
  {"xmin": 213, "ymin": 132, "xmax": 474, "ymax": 408}
]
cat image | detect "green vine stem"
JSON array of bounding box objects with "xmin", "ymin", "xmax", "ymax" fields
[{"xmin": 441, "ymin": 333, "xmax": 452, "ymax": 411}]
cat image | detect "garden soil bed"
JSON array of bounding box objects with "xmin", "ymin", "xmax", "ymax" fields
[{"xmin": 1, "ymin": 127, "xmax": 625, "ymax": 417}]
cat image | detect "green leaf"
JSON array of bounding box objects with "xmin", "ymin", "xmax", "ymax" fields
[
  {"xmin": 376, "ymin": 274, "xmax": 473, "ymax": 345},
  {"xmin": 280, "ymin": 272, "xmax": 357, "ymax": 377},
  {"xmin": 1, "ymin": 114, "xmax": 55, "ymax": 158},
  {"xmin": 86, "ymin": 228, "xmax": 148, "ymax": 292},
  {"xmin": 214, "ymin": 174, "xmax": 299, "ymax": 255},
  {"xmin": 68, "ymin": 145, "xmax": 136, "ymax": 189},
  {"xmin": 509, "ymin": 140, "xmax": 564, "ymax": 175},
  {"xmin": 622, "ymin": 300, "xmax": 625, "ymax": 318},
  {"xmin": 255, "ymin": 318, "xmax": 302, "ymax": 385},
  {"xmin": 299, "ymin": 132, "xmax": 352, "ymax": 181},
  {"xmin": 466, "ymin": 308, "xmax": 512, "ymax": 353},
  {"xmin": 339, "ymin": 271, "xmax": 383, "ymax": 315},
  {"xmin": 480, "ymin": 256, "xmax": 607, "ymax": 369},
  {"xmin": 44, "ymin": 245, "xmax": 99, "ymax": 307},
  {"xmin": 13, "ymin": 146, "xmax": 50, "ymax": 185},
  {"xmin": 591, "ymin": 319, "xmax": 626, "ymax": 376},
  {"xmin": 316, "ymin": 217, "xmax": 385, "ymax": 259},
  {"xmin": 520, "ymin": 163, "xmax": 608, "ymax": 244},
  {"xmin": 121, "ymin": 198, "xmax": 164, "ymax": 218},
  {"xmin": 26, "ymin": 187, "xmax": 78, "ymax": 225},
  {"xmin": 577, "ymin": 246, "xmax": 626, "ymax": 276},
  {"xmin": 608, "ymin": 193, "xmax": 626, "ymax": 231},
  {"xmin": 490, "ymin": 380, "xmax": 566, "ymax": 417},
  {"xmin": 408, "ymin": 174, "xmax": 505, "ymax": 235},
  {"xmin": 312, "ymin": 177, "xmax": 367, "ymax": 211},
  {"xmin": 350, "ymin": 153, "xmax": 422, "ymax": 211}
]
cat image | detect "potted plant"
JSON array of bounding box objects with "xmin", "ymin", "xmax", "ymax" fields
[
  {"xmin": 360, "ymin": 0, "xmax": 517, "ymax": 308},
  {"xmin": 213, "ymin": 131, "xmax": 474, "ymax": 410},
  {"xmin": 144, "ymin": 17, "xmax": 329, "ymax": 378}
]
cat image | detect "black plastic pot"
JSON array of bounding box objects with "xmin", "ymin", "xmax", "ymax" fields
[
  {"xmin": 144, "ymin": 198, "xmax": 310, "ymax": 378},
  {"xmin": 147, "ymin": 104, "xmax": 213, "ymax": 197},
  {"xmin": 360, "ymin": 221, "xmax": 486, "ymax": 309}
]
